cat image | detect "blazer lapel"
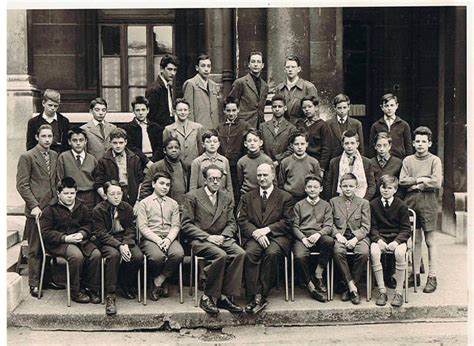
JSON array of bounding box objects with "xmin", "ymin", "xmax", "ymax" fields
[
  {"xmin": 32, "ymin": 148, "xmax": 49, "ymax": 175},
  {"xmin": 346, "ymin": 198, "xmax": 360, "ymax": 220},
  {"xmin": 86, "ymin": 120, "xmax": 103, "ymax": 140},
  {"xmin": 245, "ymin": 74, "xmax": 258, "ymax": 97},
  {"xmin": 329, "ymin": 119, "xmax": 342, "ymax": 141},
  {"xmin": 262, "ymin": 188, "xmax": 278, "ymax": 224},
  {"xmin": 210, "ymin": 191, "xmax": 226, "ymax": 226},
  {"xmin": 195, "ymin": 76, "xmax": 209, "ymax": 94},
  {"xmin": 197, "ymin": 188, "xmax": 215, "ymax": 216}
]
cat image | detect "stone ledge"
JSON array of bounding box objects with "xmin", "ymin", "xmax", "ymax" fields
[{"xmin": 7, "ymin": 273, "xmax": 23, "ymax": 316}]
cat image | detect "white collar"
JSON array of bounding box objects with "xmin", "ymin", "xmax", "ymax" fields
[
  {"xmin": 260, "ymin": 185, "xmax": 274, "ymax": 198},
  {"xmin": 204, "ymin": 186, "xmax": 217, "ymax": 199},
  {"xmin": 382, "ymin": 196, "xmax": 394, "ymax": 207},
  {"xmin": 93, "ymin": 119, "xmax": 105, "ymax": 127},
  {"xmin": 71, "ymin": 150, "xmax": 86, "ymax": 159},
  {"xmin": 160, "ymin": 74, "xmax": 171, "ymax": 87},
  {"xmin": 306, "ymin": 196, "xmax": 320, "ymax": 205},
  {"xmin": 112, "ymin": 150, "xmax": 126, "ymax": 158},
  {"xmin": 338, "ymin": 116, "xmax": 348, "ymax": 123},
  {"xmin": 197, "ymin": 74, "xmax": 208, "ymax": 87},
  {"xmin": 286, "ymin": 76, "xmax": 299, "ymax": 88},
  {"xmin": 42, "ymin": 113, "xmax": 58, "ymax": 123}
]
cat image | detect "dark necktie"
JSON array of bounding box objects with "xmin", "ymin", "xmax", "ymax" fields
[
  {"xmin": 379, "ymin": 158, "xmax": 387, "ymax": 168},
  {"xmin": 262, "ymin": 190, "xmax": 268, "ymax": 211},
  {"xmin": 98, "ymin": 122, "xmax": 105, "ymax": 138},
  {"xmin": 384, "ymin": 199, "xmax": 390, "ymax": 209},
  {"xmin": 43, "ymin": 152, "xmax": 50, "ymax": 173},
  {"xmin": 76, "ymin": 154, "xmax": 82, "ymax": 166}
]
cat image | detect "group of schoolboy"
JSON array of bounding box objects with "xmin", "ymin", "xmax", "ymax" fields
[{"xmin": 16, "ymin": 51, "xmax": 442, "ymax": 317}]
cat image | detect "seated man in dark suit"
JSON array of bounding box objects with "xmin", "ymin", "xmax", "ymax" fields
[
  {"xmin": 238, "ymin": 163, "xmax": 293, "ymax": 314},
  {"xmin": 182, "ymin": 164, "xmax": 245, "ymax": 315}
]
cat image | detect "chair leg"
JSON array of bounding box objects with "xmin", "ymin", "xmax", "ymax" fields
[
  {"xmin": 38, "ymin": 254, "xmax": 47, "ymax": 300},
  {"xmin": 137, "ymin": 268, "xmax": 142, "ymax": 303},
  {"xmin": 66, "ymin": 262, "xmax": 71, "ymax": 307},
  {"xmin": 290, "ymin": 252, "xmax": 295, "ymax": 302},
  {"xmin": 330, "ymin": 259, "xmax": 334, "ymax": 301},
  {"xmin": 276, "ymin": 257, "xmax": 280, "ymax": 290},
  {"xmin": 405, "ymin": 253, "xmax": 409, "ymax": 303},
  {"xmin": 326, "ymin": 261, "xmax": 331, "ymax": 302},
  {"xmin": 189, "ymin": 251, "xmax": 194, "ymax": 296},
  {"xmin": 101, "ymin": 258, "xmax": 105, "ymax": 305},
  {"xmin": 284, "ymin": 256, "xmax": 289, "ymax": 302},
  {"xmin": 412, "ymin": 251, "xmax": 418, "ymax": 293},
  {"xmin": 143, "ymin": 256, "xmax": 147, "ymax": 306},
  {"xmin": 179, "ymin": 261, "xmax": 184, "ymax": 304},
  {"xmin": 194, "ymin": 256, "xmax": 199, "ymax": 307},
  {"xmin": 366, "ymin": 258, "xmax": 371, "ymax": 302}
]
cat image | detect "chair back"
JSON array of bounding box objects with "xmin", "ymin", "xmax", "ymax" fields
[{"xmin": 408, "ymin": 208, "xmax": 417, "ymax": 248}]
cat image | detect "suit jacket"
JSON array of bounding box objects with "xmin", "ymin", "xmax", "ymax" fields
[
  {"xmin": 326, "ymin": 116, "xmax": 365, "ymax": 156},
  {"xmin": 120, "ymin": 119, "xmax": 164, "ymax": 162},
  {"xmin": 370, "ymin": 196, "xmax": 411, "ymax": 244},
  {"xmin": 183, "ymin": 75, "xmax": 220, "ymax": 130},
  {"xmin": 94, "ymin": 148, "xmax": 144, "ymax": 205},
  {"xmin": 80, "ymin": 119, "xmax": 117, "ymax": 160},
  {"xmin": 16, "ymin": 145, "xmax": 58, "ymax": 218},
  {"xmin": 274, "ymin": 78, "xmax": 318, "ymax": 123},
  {"xmin": 181, "ymin": 188, "xmax": 237, "ymax": 242},
  {"xmin": 259, "ymin": 118, "xmax": 296, "ymax": 162},
  {"xmin": 40, "ymin": 197, "xmax": 97, "ymax": 257},
  {"xmin": 163, "ymin": 121, "xmax": 204, "ymax": 166},
  {"xmin": 228, "ymin": 73, "xmax": 269, "ymax": 128},
  {"xmin": 237, "ymin": 187, "xmax": 293, "ymax": 253},
  {"xmin": 26, "ymin": 112, "xmax": 70, "ymax": 153},
  {"xmin": 330, "ymin": 195, "xmax": 371, "ymax": 241},
  {"xmin": 145, "ymin": 76, "xmax": 175, "ymax": 127},
  {"xmin": 93, "ymin": 200, "xmax": 137, "ymax": 249},
  {"xmin": 369, "ymin": 156, "xmax": 404, "ymax": 199},
  {"xmin": 324, "ymin": 155, "xmax": 376, "ymax": 201},
  {"xmin": 368, "ymin": 116, "xmax": 413, "ymax": 159}
]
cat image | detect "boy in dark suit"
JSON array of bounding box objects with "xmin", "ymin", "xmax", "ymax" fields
[
  {"xmin": 182, "ymin": 164, "xmax": 245, "ymax": 315},
  {"xmin": 80, "ymin": 97, "xmax": 117, "ymax": 160},
  {"xmin": 40, "ymin": 177, "xmax": 102, "ymax": 304},
  {"xmin": 330, "ymin": 173, "xmax": 371, "ymax": 304},
  {"xmin": 94, "ymin": 128, "xmax": 144, "ymax": 207},
  {"xmin": 26, "ymin": 89, "xmax": 70, "ymax": 153},
  {"xmin": 370, "ymin": 174, "xmax": 411, "ymax": 307},
  {"xmin": 327, "ymin": 94, "xmax": 364, "ymax": 157},
  {"xmin": 228, "ymin": 51, "xmax": 268, "ymax": 128},
  {"xmin": 93, "ymin": 181, "xmax": 144, "ymax": 315},
  {"xmin": 145, "ymin": 54, "xmax": 179, "ymax": 127},
  {"xmin": 324, "ymin": 130, "xmax": 376, "ymax": 201},
  {"xmin": 121, "ymin": 96, "xmax": 164, "ymax": 165},
  {"xmin": 17, "ymin": 124, "xmax": 63, "ymax": 297},
  {"xmin": 238, "ymin": 163, "xmax": 293, "ymax": 314}
]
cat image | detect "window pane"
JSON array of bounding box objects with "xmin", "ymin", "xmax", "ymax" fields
[
  {"xmin": 128, "ymin": 57, "xmax": 147, "ymax": 86},
  {"xmin": 101, "ymin": 26, "xmax": 121, "ymax": 56},
  {"xmin": 153, "ymin": 26, "xmax": 173, "ymax": 55},
  {"xmin": 129, "ymin": 87, "xmax": 147, "ymax": 111},
  {"xmin": 102, "ymin": 88, "xmax": 121, "ymax": 112},
  {"xmin": 102, "ymin": 57, "xmax": 121, "ymax": 86},
  {"xmin": 128, "ymin": 26, "xmax": 146, "ymax": 56},
  {"xmin": 154, "ymin": 56, "xmax": 162, "ymax": 79}
]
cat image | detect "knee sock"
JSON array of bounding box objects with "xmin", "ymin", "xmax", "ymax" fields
[
  {"xmin": 154, "ymin": 274, "xmax": 166, "ymax": 287},
  {"xmin": 394, "ymin": 265, "xmax": 406, "ymax": 293},
  {"xmin": 315, "ymin": 264, "xmax": 324, "ymax": 279},
  {"xmin": 426, "ymin": 234, "xmax": 437, "ymax": 277},
  {"xmin": 372, "ymin": 262, "xmax": 386, "ymax": 293}
]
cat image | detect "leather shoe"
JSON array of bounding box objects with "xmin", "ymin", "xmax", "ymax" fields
[
  {"xmin": 121, "ymin": 287, "xmax": 136, "ymax": 300},
  {"xmin": 308, "ymin": 282, "xmax": 327, "ymax": 303},
  {"xmin": 158, "ymin": 282, "xmax": 169, "ymax": 298},
  {"xmin": 44, "ymin": 281, "xmax": 66, "ymax": 290},
  {"xmin": 341, "ymin": 290, "xmax": 351, "ymax": 302},
  {"xmin": 30, "ymin": 286, "xmax": 42, "ymax": 298},
  {"xmin": 106, "ymin": 295, "xmax": 117, "ymax": 315},
  {"xmin": 375, "ymin": 291, "xmax": 388, "ymax": 306},
  {"xmin": 216, "ymin": 297, "xmax": 243, "ymax": 313},
  {"xmin": 150, "ymin": 284, "xmax": 160, "ymax": 301},
  {"xmin": 251, "ymin": 294, "xmax": 268, "ymax": 314},
  {"xmin": 199, "ymin": 296, "xmax": 219, "ymax": 315},
  {"xmin": 350, "ymin": 290, "xmax": 361, "ymax": 305},
  {"xmin": 71, "ymin": 291, "xmax": 90, "ymax": 304},
  {"xmin": 423, "ymin": 276, "xmax": 437, "ymax": 293},
  {"xmin": 85, "ymin": 289, "xmax": 101, "ymax": 304},
  {"xmin": 245, "ymin": 298, "xmax": 257, "ymax": 314},
  {"xmin": 391, "ymin": 292, "xmax": 404, "ymax": 307},
  {"xmin": 314, "ymin": 278, "xmax": 328, "ymax": 294}
]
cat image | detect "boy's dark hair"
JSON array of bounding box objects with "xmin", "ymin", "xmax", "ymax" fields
[
  {"xmin": 89, "ymin": 97, "xmax": 108, "ymax": 110},
  {"xmin": 203, "ymin": 164, "xmax": 223, "ymax": 179},
  {"xmin": 67, "ymin": 127, "xmax": 87, "ymax": 141},
  {"xmin": 224, "ymin": 96, "xmax": 239, "ymax": 109},
  {"xmin": 244, "ymin": 128, "xmax": 262, "ymax": 141},
  {"xmin": 109, "ymin": 127, "xmax": 128, "ymax": 141},
  {"xmin": 380, "ymin": 93, "xmax": 398, "ymax": 105},
  {"xmin": 160, "ymin": 54, "xmax": 180, "ymax": 69},
  {"xmin": 36, "ymin": 124, "xmax": 53, "ymax": 135},
  {"xmin": 300, "ymin": 95, "xmax": 319, "ymax": 107},
  {"xmin": 340, "ymin": 172, "xmax": 358, "ymax": 184},
  {"xmin": 285, "ymin": 54, "xmax": 301, "ymax": 66},
  {"xmin": 163, "ymin": 135, "xmax": 181, "ymax": 149},
  {"xmin": 380, "ymin": 174, "xmax": 399, "ymax": 188},
  {"xmin": 248, "ymin": 51, "xmax": 264, "ymax": 63},
  {"xmin": 174, "ymin": 98, "xmax": 190, "ymax": 109},
  {"xmin": 289, "ymin": 127, "xmax": 309, "ymax": 144},
  {"xmin": 333, "ymin": 93, "xmax": 351, "ymax": 107},
  {"xmin": 196, "ymin": 54, "xmax": 211, "ymax": 65},
  {"xmin": 271, "ymin": 95, "xmax": 286, "ymax": 105},
  {"xmin": 202, "ymin": 129, "xmax": 220, "ymax": 142},
  {"xmin": 413, "ymin": 126, "xmax": 433, "ymax": 141},
  {"xmin": 43, "ymin": 89, "xmax": 61, "ymax": 103},
  {"xmin": 342, "ymin": 129, "xmax": 359, "ymax": 143},
  {"xmin": 153, "ymin": 171, "xmax": 172, "ymax": 183},
  {"xmin": 305, "ymin": 174, "xmax": 322, "ymax": 186},
  {"xmin": 104, "ymin": 180, "xmax": 122, "ymax": 194},
  {"xmin": 131, "ymin": 96, "xmax": 149, "ymax": 109},
  {"xmin": 57, "ymin": 177, "xmax": 77, "ymax": 192},
  {"xmin": 374, "ymin": 131, "xmax": 392, "ymax": 145}
]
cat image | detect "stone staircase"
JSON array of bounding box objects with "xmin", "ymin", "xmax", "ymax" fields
[{"xmin": 6, "ymin": 213, "xmax": 26, "ymax": 315}]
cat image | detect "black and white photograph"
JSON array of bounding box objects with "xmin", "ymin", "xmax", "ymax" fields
[{"xmin": 5, "ymin": 1, "xmax": 470, "ymax": 344}]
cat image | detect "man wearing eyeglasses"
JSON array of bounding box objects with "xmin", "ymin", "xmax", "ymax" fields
[{"xmin": 181, "ymin": 164, "xmax": 245, "ymax": 315}]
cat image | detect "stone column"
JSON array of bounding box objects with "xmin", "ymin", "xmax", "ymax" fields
[
  {"xmin": 266, "ymin": 8, "xmax": 310, "ymax": 91},
  {"xmin": 7, "ymin": 10, "xmax": 41, "ymax": 209},
  {"xmin": 205, "ymin": 8, "xmax": 234, "ymax": 122}
]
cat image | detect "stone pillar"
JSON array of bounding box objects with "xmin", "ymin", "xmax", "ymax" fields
[
  {"xmin": 7, "ymin": 10, "xmax": 41, "ymax": 208},
  {"xmin": 205, "ymin": 8, "xmax": 234, "ymax": 122},
  {"xmin": 309, "ymin": 8, "xmax": 344, "ymax": 119},
  {"xmin": 266, "ymin": 8, "xmax": 310, "ymax": 91}
]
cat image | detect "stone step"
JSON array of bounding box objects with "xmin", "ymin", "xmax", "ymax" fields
[
  {"xmin": 7, "ymin": 230, "xmax": 20, "ymax": 249},
  {"xmin": 7, "ymin": 242, "xmax": 24, "ymax": 273},
  {"xmin": 7, "ymin": 273, "xmax": 24, "ymax": 316}
]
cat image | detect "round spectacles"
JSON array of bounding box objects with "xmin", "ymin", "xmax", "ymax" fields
[{"xmin": 206, "ymin": 177, "xmax": 222, "ymax": 182}]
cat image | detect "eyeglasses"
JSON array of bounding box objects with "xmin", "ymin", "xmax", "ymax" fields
[{"xmin": 206, "ymin": 177, "xmax": 222, "ymax": 182}]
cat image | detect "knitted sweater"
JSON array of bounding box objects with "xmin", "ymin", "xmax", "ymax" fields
[
  {"xmin": 278, "ymin": 154, "xmax": 321, "ymax": 198},
  {"xmin": 237, "ymin": 151, "xmax": 273, "ymax": 194},
  {"xmin": 370, "ymin": 196, "xmax": 411, "ymax": 244},
  {"xmin": 57, "ymin": 150, "xmax": 97, "ymax": 191},
  {"xmin": 295, "ymin": 118, "xmax": 332, "ymax": 171},
  {"xmin": 399, "ymin": 153, "xmax": 443, "ymax": 191},
  {"xmin": 292, "ymin": 198, "xmax": 333, "ymax": 240}
]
